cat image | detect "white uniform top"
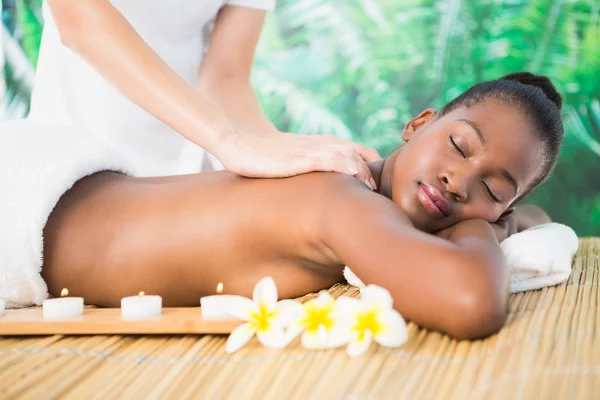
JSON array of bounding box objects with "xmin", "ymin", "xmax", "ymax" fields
[{"xmin": 29, "ymin": 0, "xmax": 275, "ymax": 177}]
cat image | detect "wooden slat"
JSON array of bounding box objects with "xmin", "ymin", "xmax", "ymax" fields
[{"xmin": 0, "ymin": 307, "xmax": 241, "ymax": 335}]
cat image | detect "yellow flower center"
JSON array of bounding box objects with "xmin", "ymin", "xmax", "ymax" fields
[
  {"xmin": 301, "ymin": 301, "xmax": 334, "ymax": 332},
  {"xmin": 249, "ymin": 302, "xmax": 276, "ymax": 332},
  {"xmin": 354, "ymin": 308, "xmax": 381, "ymax": 340}
]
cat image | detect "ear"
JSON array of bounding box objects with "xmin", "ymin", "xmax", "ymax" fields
[{"xmin": 401, "ymin": 108, "xmax": 437, "ymax": 142}]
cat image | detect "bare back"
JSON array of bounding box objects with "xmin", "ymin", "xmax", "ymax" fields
[{"xmin": 42, "ymin": 171, "xmax": 349, "ymax": 307}]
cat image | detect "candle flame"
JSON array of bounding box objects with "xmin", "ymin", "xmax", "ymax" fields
[
  {"xmin": 61, "ymin": 288, "xmax": 69, "ymax": 297},
  {"xmin": 138, "ymin": 291, "xmax": 145, "ymax": 296},
  {"xmin": 216, "ymin": 282, "xmax": 223, "ymax": 294}
]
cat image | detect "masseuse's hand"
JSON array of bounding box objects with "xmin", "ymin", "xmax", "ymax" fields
[{"xmin": 218, "ymin": 131, "xmax": 382, "ymax": 190}]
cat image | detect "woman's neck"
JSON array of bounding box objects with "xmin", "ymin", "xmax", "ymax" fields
[{"xmin": 367, "ymin": 151, "xmax": 398, "ymax": 200}]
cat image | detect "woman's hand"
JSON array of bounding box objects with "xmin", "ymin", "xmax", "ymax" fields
[
  {"xmin": 514, "ymin": 204, "xmax": 552, "ymax": 232},
  {"xmin": 217, "ymin": 131, "xmax": 382, "ymax": 189},
  {"xmin": 490, "ymin": 212, "xmax": 518, "ymax": 243}
]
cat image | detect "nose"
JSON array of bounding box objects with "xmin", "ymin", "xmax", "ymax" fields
[{"xmin": 440, "ymin": 171, "xmax": 469, "ymax": 202}]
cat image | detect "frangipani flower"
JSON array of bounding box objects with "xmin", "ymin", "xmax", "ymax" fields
[
  {"xmin": 284, "ymin": 291, "xmax": 348, "ymax": 349},
  {"xmin": 335, "ymin": 284, "xmax": 408, "ymax": 357},
  {"xmin": 224, "ymin": 277, "xmax": 301, "ymax": 354}
]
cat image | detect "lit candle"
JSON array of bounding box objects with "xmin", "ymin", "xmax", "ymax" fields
[
  {"xmin": 121, "ymin": 291, "xmax": 162, "ymax": 320},
  {"xmin": 0, "ymin": 299, "xmax": 5, "ymax": 317},
  {"xmin": 200, "ymin": 282, "xmax": 244, "ymax": 320},
  {"xmin": 43, "ymin": 288, "xmax": 84, "ymax": 320}
]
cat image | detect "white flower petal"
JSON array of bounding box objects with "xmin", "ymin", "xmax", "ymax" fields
[
  {"xmin": 301, "ymin": 324, "xmax": 330, "ymax": 349},
  {"xmin": 201, "ymin": 295, "xmax": 250, "ymax": 320},
  {"xmin": 275, "ymin": 300, "xmax": 304, "ymax": 327},
  {"xmin": 257, "ymin": 323, "xmax": 287, "ymax": 350},
  {"xmin": 332, "ymin": 296, "xmax": 362, "ymax": 319},
  {"xmin": 283, "ymin": 321, "xmax": 305, "ymax": 345},
  {"xmin": 361, "ymin": 285, "xmax": 394, "ymax": 310},
  {"xmin": 302, "ymin": 293, "xmax": 335, "ymax": 319},
  {"xmin": 326, "ymin": 322, "xmax": 353, "ymax": 348},
  {"xmin": 226, "ymin": 296, "xmax": 258, "ymax": 321},
  {"xmin": 314, "ymin": 291, "xmax": 334, "ymax": 305},
  {"xmin": 373, "ymin": 310, "xmax": 408, "ymax": 348},
  {"xmin": 225, "ymin": 323, "xmax": 256, "ymax": 354},
  {"xmin": 346, "ymin": 330, "xmax": 373, "ymax": 357},
  {"xmin": 253, "ymin": 277, "xmax": 278, "ymax": 308}
]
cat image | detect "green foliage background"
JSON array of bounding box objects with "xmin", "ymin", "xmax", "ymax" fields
[{"xmin": 3, "ymin": 0, "xmax": 599, "ymax": 235}]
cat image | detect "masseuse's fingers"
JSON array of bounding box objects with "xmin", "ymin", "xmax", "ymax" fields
[
  {"xmin": 352, "ymin": 143, "xmax": 382, "ymax": 163},
  {"xmin": 313, "ymin": 138, "xmax": 380, "ymax": 188},
  {"xmin": 320, "ymin": 134, "xmax": 382, "ymax": 163},
  {"xmin": 309, "ymin": 145, "xmax": 376, "ymax": 190}
]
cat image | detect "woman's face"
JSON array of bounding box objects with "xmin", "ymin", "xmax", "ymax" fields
[{"xmin": 389, "ymin": 100, "xmax": 544, "ymax": 232}]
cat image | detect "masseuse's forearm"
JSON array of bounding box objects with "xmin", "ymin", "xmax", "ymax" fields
[
  {"xmin": 200, "ymin": 76, "xmax": 278, "ymax": 137},
  {"xmin": 48, "ymin": 0, "xmax": 233, "ymax": 155}
]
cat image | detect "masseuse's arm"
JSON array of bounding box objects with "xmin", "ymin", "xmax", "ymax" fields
[
  {"xmin": 47, "ymin": 0, "xmax": 379, "ymax": 185},
  {"xmin": 323, "ymin": 189, "xmax": 509, "ymax": 340},
  {"xmin": 198, "ymin": 7, "xmax": 285, "ymax": 140},
  {"xmin": 198, "ymin": 6, "xmax": 378, "ymax": 187}
]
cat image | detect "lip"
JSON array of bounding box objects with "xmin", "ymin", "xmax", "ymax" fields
[{"xmin": 417, "ymin": 183, "xmax": 450, "ymax": 218}]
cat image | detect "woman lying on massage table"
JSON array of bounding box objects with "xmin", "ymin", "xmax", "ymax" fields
[{"xmin": 42, "ymin": 72, "xmax": 562, "ymax": 340}]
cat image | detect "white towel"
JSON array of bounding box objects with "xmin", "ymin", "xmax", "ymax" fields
[
  {"xmin": 0, "ymin": 120, "xmax": 133, "ymax": 308},
  {"xmin": 344, "ymin": 223, "xmax": 578, "ymax": 294}
]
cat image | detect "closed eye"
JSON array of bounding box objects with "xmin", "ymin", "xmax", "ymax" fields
[
  {"xmin": 483, "ymin": 182, "xmax": 501, "ymax": 203},
  {"xmin": 450, "ymin": 136, "xmax": 465, "ymax": 158}
]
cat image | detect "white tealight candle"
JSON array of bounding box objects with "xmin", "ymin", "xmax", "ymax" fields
[
  {"xmin": 43, "ymin": 288, "xmax": 84, "ymax": 320},
  {"xmin": 121, "ymin": 291, "xmax": 162, "ymax": 320},
  {"xmin": 0, "ymin": 299, "xmax": 5, "ymax": 317},
  {"xmin": 200, "ymin": 282, "xmax": 244, "ymax": 320},
  {"xmin": 200, "ymin": 295, "xmax": 245, "ymax": 320}
]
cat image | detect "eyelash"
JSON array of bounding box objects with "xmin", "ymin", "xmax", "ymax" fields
[
  {"xmin": 450, "ymin": 135, "xmax": 501, "ymax": 203},
  {"xmin": 483, "ymin": 183, "xmax": 501, "ymax": 203},
  {"xmin": 450, "ymin": 136, "xmax": 465, "ymax": 158}
]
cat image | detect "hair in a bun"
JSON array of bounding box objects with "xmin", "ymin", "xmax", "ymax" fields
[{"xmin": 500, "ymin": 72, "xmax": 563, "ymax": 111}]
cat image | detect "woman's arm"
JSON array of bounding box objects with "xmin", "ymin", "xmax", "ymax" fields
[
  {"xmin": 198, "ymin": 6, "xmax": 277, "ymax": 137},
  {"xmin": 322, "ymin": 187, "xmax": 509, "ymax": 340},
  {"xmin": 514, "ymin": 204, "xmax": 551, "ymax": 232},
  {"xmin": 47, "ymin": 0, "xmax": 231, "ymax": 156},
  {"xmin": 47, "ymin": 0, "xmax": 379, "ymax": 184},
  {"xmin": 197, "ymin": 5, "xmax": 380, "ymax": 185}
]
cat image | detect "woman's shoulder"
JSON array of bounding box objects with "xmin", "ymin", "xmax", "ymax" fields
[{"xmin": 298, "ymin": 172, "xmax": 412, "ymax": 236}]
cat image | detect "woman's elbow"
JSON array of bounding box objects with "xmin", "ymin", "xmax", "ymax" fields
[
  {"xmin": 446, "ymin": 289, "xmax": 508, "ymax": 340},
  {"xmin": 48, "ymin": 0, "xmax": 94, "ymax": 47},
  {"xmin": 443, "ymin": 249, "xmax": 510, "ymax": 340}
]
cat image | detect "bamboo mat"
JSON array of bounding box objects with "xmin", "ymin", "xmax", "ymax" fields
[{"xmin": 1, "ymin": 238, "xmax": 598, "ymax": 400}]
